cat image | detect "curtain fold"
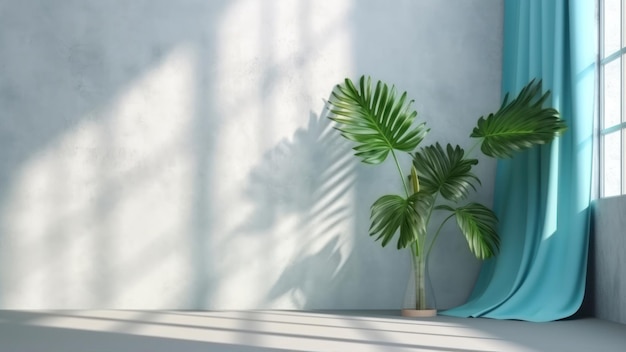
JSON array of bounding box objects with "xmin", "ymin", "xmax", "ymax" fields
[{"xmin": 443, "ymin": 0, "xmax": 596, "ymax": 322}]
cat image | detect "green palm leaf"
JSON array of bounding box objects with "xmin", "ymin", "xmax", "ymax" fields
[
  {"xmin": 437, "ymin": 203, "xmax": 500, "ymax": 259},
  {"xmin": 327, "ymin": 75, "xmax": 429, "ymax": 164},
  {"xmin": 370, "ymin": 192, "xmax": 433, "ymax": 249},
  {"xmin": 470, "ymin": 79, "xmax": 567, "ymax": 158},
  {"xmin": 412, "ymin": 143, "xmax": 479, "ymax": 202}
]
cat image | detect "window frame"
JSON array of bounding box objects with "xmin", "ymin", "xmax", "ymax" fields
[{"xmin": 599, "ymin": 0, "xmax": 626, "ymax": 197}]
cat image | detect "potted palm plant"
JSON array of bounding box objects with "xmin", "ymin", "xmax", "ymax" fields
[{"xmin": 326, "ymin": 76, "xmax": 566, "ymax": 316}]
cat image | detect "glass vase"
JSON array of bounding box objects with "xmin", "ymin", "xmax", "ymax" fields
[{"xmin": 402, "ymin": 253, "xmax": 437, "ymax": 317}]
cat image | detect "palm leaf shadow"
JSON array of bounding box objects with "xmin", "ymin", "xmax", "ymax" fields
[
  {"xmin": 240, "ymin": 110, "xmax": 357, "ymax": 308},
  {"xmin": 241, "ymin": 111, "xmax": 355, "ymax": 231}
]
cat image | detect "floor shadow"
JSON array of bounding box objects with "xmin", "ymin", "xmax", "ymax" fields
[
  {"xmin": 0, "ymin": 326, "xmax": 289, "ymax": 352},
  {"xmin": 5, "ymin": 310, "xmax": 625, "ymax": 352}
]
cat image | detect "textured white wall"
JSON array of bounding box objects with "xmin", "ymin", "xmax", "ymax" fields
[
  {"xmin": 0, "ymin": 0, "xmax": 503, "ymax": 309},
  {"xmin": 586, "ymin": 197, "xmax": 626, "ymax": 324}
]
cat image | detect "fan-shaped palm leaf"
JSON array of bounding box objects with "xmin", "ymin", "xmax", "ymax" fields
[
  {"xmin": 327, "ymin": 76, "xmax": 428, "ymax": 164},
  {"xmin": 470, "ymin": 79, "xmax": 567, "ymax": 158},
  {"xmin": 436, "ymin": 203, "xmax": 499, "ymax": 259},
  {"xmin": 412, "ymin": 143, "xmax": 479, "ymax": 202},
  {"xmin": 370, "ymin": 192, "xmax": 433, "ymax": 249}
]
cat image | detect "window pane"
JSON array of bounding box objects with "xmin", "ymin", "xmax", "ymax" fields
[
  {"xmin": 621, "ymin": 0, "xmax": 626, "ymax": 48},
  {"xmin": 604, "ymin": 58, "xmax": 622, "ymax": 128},
  {"xmin": 603, "ymin": 131, "xmax": 622, "ymax": 197},
  {"xmin": 620, "ymin": 129, "xmax": 626, "ymax": 194},
  {"xmin": 604, "ymin": 0, "xmax": 622, "ymax": 57},
  {"xmin": 620, "ymin": 53, "xmax": 626, "ymax": 122}
]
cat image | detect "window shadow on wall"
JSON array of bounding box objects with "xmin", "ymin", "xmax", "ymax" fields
[{"xmin": 0, "ymin": 0, "xmax": 230, "ymax": 307}]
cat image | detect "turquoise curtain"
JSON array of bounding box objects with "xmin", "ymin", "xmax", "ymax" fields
[{"xmin": 443, "ymin": 0, "xmax": 596, "ymax": 322}]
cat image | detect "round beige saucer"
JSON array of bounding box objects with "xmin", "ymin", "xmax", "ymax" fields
[{"xmin": 401, "ymin": 309, "xmax": 437, "ymax": 317}]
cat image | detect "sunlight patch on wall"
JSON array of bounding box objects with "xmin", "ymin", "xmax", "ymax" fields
[
  {"xmin": 1, "ymin": 45, "xmax": 197, "ymax": 308},
  {"xmin": 209, "ymin": 0, "xmax": 357, "ymax": 309}
]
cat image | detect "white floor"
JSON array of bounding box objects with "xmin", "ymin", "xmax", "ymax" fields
[{"xmin": 0, "ymin": 310, "xmax": 625, "ymax": 351}]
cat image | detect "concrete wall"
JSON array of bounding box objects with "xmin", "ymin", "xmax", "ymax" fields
[
  {"xmin": 585, "ymin": 196, "xmax": 626, "ymax": 324},
  {"xmin": 0, "ymin": 0, "xmax": 503, "ymax": 309}
]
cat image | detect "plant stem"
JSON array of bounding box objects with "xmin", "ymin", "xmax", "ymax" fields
[
  {"xmin": 424, "ymin": 194, "xmax": 439, "ymax": 231},
  {"xmin": 411, "ymin": 242, "xmax": 427, "ymax": 310},
  {"xmin": 418, "ymin": 253, "xmax": 426, "ymax": 309},
  {"xmin": 391, "ymin": 150, "xmax": 410, "ymax": 197},
  {"xmin": 425, "ymin": 213, "xmax": 455, "ymax": 259},
  {"xmin": 411, "ymin": 238, "xmax": 419, "ymax": 257},
  {"xmin": 410, "ymin": 193, "xmax": 441, "ymax": 310},
  {"xmin": 466, "ymin": 139, "xmax": 482, "ymax": 158}
]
